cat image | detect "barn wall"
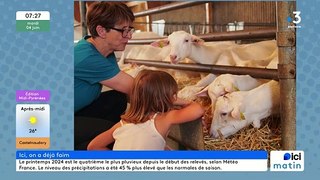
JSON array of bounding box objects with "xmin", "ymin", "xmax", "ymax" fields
[
  {"xmin": 150, "ymin": 4, "xmax": 206, "ymax": 23},
  {"xmin": 147, "ymin": 3, "xmax": 207, "ymax": 35},
  {"xmin": 211, "ymin": 1, "xmax": 276, "ymax": 32},
  {"xmin": 127, "ymin": 1, "xmax": 149, "ymax": 31},
  {"xmin": 133, "ymin": 1, "xmax": 276, "ymax": 35}
]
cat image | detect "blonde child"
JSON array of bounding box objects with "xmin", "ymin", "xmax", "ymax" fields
[{"xmin": 87, "ymin": 70, "xmax": 204, "ymax": 150}]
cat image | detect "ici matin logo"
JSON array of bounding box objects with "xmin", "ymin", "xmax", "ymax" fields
[
  {"xmin": 287, "ymin": 11, "xmax": 302, "ymax": 29},
  {"xmin": 270, "ymin": 151, "xmax": 304, "ymax": 171}
]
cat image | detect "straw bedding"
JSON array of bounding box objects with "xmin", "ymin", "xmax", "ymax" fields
[{"xmin": 175, "ymin": 72, "xmax": 281, "ymax": 151}]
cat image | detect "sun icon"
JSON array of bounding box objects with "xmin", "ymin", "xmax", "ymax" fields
[{"xmin": 29, "ymin": 116, "xmax": 37, "ymax": 125}]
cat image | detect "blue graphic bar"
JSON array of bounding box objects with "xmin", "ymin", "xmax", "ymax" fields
[{"xmin": 16, "ymin": 150, "xmax": 267, "ymax": 159}]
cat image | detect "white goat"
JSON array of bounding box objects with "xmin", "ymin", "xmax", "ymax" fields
[
  {"xmin": 178, "ymin": 73, "xmax": 217, "ymax": 101},
  {"xmin": 152, "ymin": 31, "xmax": 278, "ymax": 68},
  {"xmin": 118, "ymin": 52, "xmax": 159, "ymax": 78},
  {"xmin": 197, "ymin": 74, "xmax": 266, "ymax": 110},
  {"xmin": 152, "ymin": 31, "xmax": 233, "ymax": 64},
  {"xmin": 240, "ymin": 48, "xmax": 279, "ymax": 69},
  {"xmin": 126, "ymin": 45, "xmax": 171, "ymax": 61},
  {"xmin": 117, "ymin": 31, "xmax": 169, "ymax": 62},
  {"xmin": 210, "ymin": 80, "xmax": 280, "ymax": 138},
  {"xmin": 119, "ymin": 32, "xmax": 201, "ymax": 82},
  {"xmin": 154, "ymin": 31, "xmax": 277, "ymax": 101}
]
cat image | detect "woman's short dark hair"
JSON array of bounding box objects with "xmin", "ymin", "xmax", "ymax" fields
[{"xmin": 86, "ymin": 2, "xmax": 135, "ymax": 38}]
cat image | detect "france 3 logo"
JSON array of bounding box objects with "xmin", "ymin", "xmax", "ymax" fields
[
  {"xmin": 270, "ymin": 151, "xmax": 304, "ymax": 171},
  {"xmin": 287, "ymin": 11, "xmax": 302, "ymax": 29}
]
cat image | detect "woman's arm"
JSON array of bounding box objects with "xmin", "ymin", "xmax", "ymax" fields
[
  {"xmin": 100, "ymin": 71, "xmax": 133, "ymax": 95},
  {"xmin": 87, "ymin": 122, "xmax": 121, "ymax": 150}
]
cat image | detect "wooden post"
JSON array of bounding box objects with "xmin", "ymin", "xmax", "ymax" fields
[
  {"xmin": 79, "ymin": 1, "xmax": 87, "ymax": 37},
  {"xmin": 205, "ymin": 2, "xmax": 212, "ymax": 33},
  {"xmin": 276, "ymin": 1, "xmax": 296, "ymax": 150}
]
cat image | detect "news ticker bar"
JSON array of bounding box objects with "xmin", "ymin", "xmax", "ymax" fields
[
  {"xmin": 16, "ymin": 151, "xmax": 268, "ymax": 172},
  {"xmin": 16, "ymin": 150, "xmax": 267, "ymax": 159}
]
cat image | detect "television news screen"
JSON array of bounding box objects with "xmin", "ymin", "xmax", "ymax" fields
[{"xmin": 1, "ymin": 0, "xmax": 318, "ymax": 179}]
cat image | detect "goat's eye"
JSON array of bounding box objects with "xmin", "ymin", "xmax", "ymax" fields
[
  {"xmin": 167, "ymin": 41, "xmax": 170, "ymax": 45},
  {"xmin": 221, "ymin": 112, "xmax": 227, "ymax": 116},
  {"xmin": 185, "ymin": 39, "xmax": 189, "ymax": 42}
]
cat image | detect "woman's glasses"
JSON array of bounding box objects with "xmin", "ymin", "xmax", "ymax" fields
[{"xmin": 107, "ymin": 27, "xmax": 135, "ymax": 38}]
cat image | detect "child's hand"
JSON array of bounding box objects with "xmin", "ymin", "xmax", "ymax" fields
[{"xmin": 173, "ymin": 98, "xmax": 191, "ymax": 107}]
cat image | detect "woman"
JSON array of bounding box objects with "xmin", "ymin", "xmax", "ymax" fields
[{"xmin": 74, "ymin": 2, "xmax": 135, "ymax": 150}]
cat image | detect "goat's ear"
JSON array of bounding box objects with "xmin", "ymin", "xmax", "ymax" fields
[
  {"xmin": 225, "ymin": 83, "xmax": 239, "ymax": 93},
  {"xmin": 231, "ymin": 107, "xmax": 241, "ymax": 119},
  {"xmin": 232, "ymin": 84, "xmax": 240, "ymax": 91},
  {"xmin": 196, "ymin": 86, "xmax": 209, "ymax": 97},
  {"xmin": 231, "ymin": 105, "xmax": 245, "ymax": 120},
  {"xmin": 150, "ymin": 39, "xmax": 169, "ymax": 48},
  {"xmin": 191, "ymin": 35, "xmax": 204, "ymax": 45},
  {"xmin": 224, "ymin": 84, "xmax": 233, "ymax": 93}
]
